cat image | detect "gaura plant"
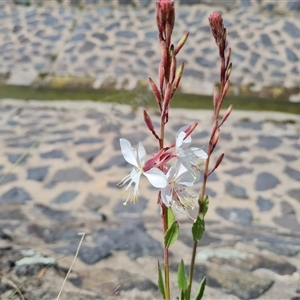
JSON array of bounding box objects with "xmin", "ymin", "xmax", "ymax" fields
[{"xmin": 118, "ymin": 1, "xmax": 233, "ymax": 299}]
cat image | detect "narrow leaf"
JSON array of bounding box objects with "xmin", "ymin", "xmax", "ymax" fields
[
  {"xmin": 177, "ymin": 260, "xmax": 188, "ymax": 294},
  {"xmin": 166, "ymin": 207, "xmax": 175, "ymax": 230},
  {"xmin": 195, "ymin": 277, "xmax": 206, "ymax": 300},
  {"xmin": 164, "ymin": 221, "xmax": 179, "ymax": 248},
  {"xmin": 157, "ymin": 261, "xmax": 166, "ymax": 299},
  {"xmin": 202, "ymin": 196, "xmax": 209, "ymax": 217},
  {"xmin": 180, "ymin": 290, "xmax": 185, "ymax": 300},
  {"xmin": 192, "ymin": 214, "xmax": 205, "ymax": 242}
]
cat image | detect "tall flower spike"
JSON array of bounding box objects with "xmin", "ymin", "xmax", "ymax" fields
[{"xmin": 118, "ymin": 138, "xmax": 167, "ymax": 205}]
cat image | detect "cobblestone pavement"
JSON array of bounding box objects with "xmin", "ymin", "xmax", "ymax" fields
[
  {"xmin": 0, "ymin": 99, "xmax": 299, "ymax": 299},
  {"xmin": 0, "ymin": 1, "xmax": 300, "ymax": 97}
]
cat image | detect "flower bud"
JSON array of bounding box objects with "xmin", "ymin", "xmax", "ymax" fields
[
  {"xmin": 156, "ymin": 0, "xmax": 174, "ymax": 42},
  {"xmin": 226, "ymin": 63, "xmax": 232, "ymax": 81},
  {"xmin": 226, "ymin": 47, "xmax": 231, "ymax": 68},
  {"xmin": 221, "ymin": 79, "xmax": 230, "ymax": 100},
  {"xmin": 213, "ymin": 86, "xmax": 219, "ymax": 109},
  {"xmin": 219, "ymin": 104, "xmax": 233, "ymax": 127},
  {"xmin": 173, "ymin": 63, "xmax": 184, "ymax": 90},
  {"xmin": 144, "ymin": 109, "xmax": 159, "ymax": 140},
  {"xmin": 159, "ymin": 61, "xmax": 165, "ymax": 91},
  {"xmin": 212, "ymin": 129, "xmax": 220, "ymax": 149},
  {"xmin": 184, "ymin": 122, "xmax": 198, "ymax": 139},
  {"xmin": 175, "ymin": 32, "xmax": 189, "ymax": 55},
  {"xmin": 208, "ymin": 153, "xmax": 224, "ymax": 176},
  {"xmin": 148, "ymin": 77, "xmax": 162, "ymax": 107}
]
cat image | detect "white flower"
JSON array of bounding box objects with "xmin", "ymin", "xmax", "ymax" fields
[
  {"xmin": 175, "ymin": 126, "xmax": 208, "ymax": 179},
  {"xmin": 161, "ymin": 162, "xmax": 198, "ymax": 211},
  {"xmin": 118, "ymin": 138, "xmax": 167, "ymax": 205}
]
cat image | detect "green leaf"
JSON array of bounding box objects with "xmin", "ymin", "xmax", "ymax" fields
[
  {"xmin": 192, "ymin": 214, "xmax": 205, "ymax": 242},
  {"xmin": 166, "ymin": 207, "xmax": 175, "ymax": 230},
  {"xmin": 157, "ymin": 261, "xmax": 166, "ymax": 299},
  {"xmin": 177, "ymin": 260, "xmax": 188, "ymax": 295},
  {"xmin": 180, "ymin": 290, "xmax": 185, "ymax": 300},
  {"xmin": 194, "ymin": 277, "xmax": 206, "ymax": 300},
  {"xmin": 202, "ymin": 195, "xmax": 209, "ymax": 216},
  {"xmin": 164, "ymin": 221, "xmax": 179, "ymax": 248}
]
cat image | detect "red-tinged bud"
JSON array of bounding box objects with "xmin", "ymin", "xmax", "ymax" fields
[
  {"xmin": 208, "ymin": 153, "xmax": 224, "ymax": 176},
  {"xmin": 225, "ymin": 63, "xmax": 232, "ymax": 81},
  {"xmin": 144, "ymin": 109, "xmax": 160, "ymax": 140},
  {"xmin": 209, "ymin": 12, "xmax": 225, "ymax": 43},
  {"xmin": 212, "ymin": 129, "xmax": 220, "ymax": 148},
  {"xmin": 226, "ymin": 47, "xmax": 231, "ymax": 68},
  {"xmin": 211, "ymin": 120, "xmax": 218, "ymax": 138},
  {"xmin": 165, "ymin": 22, "xmax": 173, "ymax": 48},
  {"xmin": 184, "ymin": 122, "xmax": 198, "ymax": 139},
  {"xmin": 173, "ymin": 63, "xmax": 184, "ymax": 90},
  {"xmin": 148, "ymin": 77, "xmax": 162, "ymax": 105},
  {"xmin": 175, "ymin": 32, "xmax": 189, "ymax": 55},
  {"xmin": 170, "ymin": 46, "xmax": 177, "ymax": 83},
  {"xmin": 156, "ymin": 0, "xmax": 174, "ymax": 42},
  {"xmin": 163, "ymin": 82, "xmax": 172, "ymax": 107},
  {"xmin": 215, "ymin": 153, "xmax": 224, "ymax": 169},
  {"xmin": 209, "ymin": 12, "xmax": 227, "ymax": 56},
  {"xmin": 156, "ymin": 3, "xmax": 164, "ymax": 37},
  {"xmin": 143, "ymin": 148, "xmax": 166, "ymax": 172},
  {"xmin": 219, "ymin": 104, "xmax": 233, "ymax": 127},
  {"xmin": 161, "ymin": 41, "xmax": 168, "ymax": 70},
  {"xmin": 159, "ymin": 61, "xmax": 165, "ymax": 91},
  {"xmin": 156, "ymin": 152, "xmax": 174, "ymax": 168},
  {"xmin": 221, "ymin": 79, "xmax": 230, "ymax": 100}
]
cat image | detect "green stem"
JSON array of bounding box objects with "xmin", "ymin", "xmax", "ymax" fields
[
  {"xmin": 187, "ymin": 143, "xmax": 212, "ymax": 299},
  {"xmin": 159, "ymin": 116, "xmax": 171, "ymax": 300},
  {"xmin": 162, "ymin": 205, "xmax": 170, "ymax": 300}
]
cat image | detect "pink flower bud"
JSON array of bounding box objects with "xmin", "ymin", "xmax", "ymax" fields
[
  {"xmin": 208, "ymin": 153, "xmax": 224, "ymax": 176},
  {"xmin": 221, "ymin": 79, "xmax": 230, "ymax": 99},
  {"xmin": 144, "ymin": 109, "xmax": 159, "ymax": 140},
  {"xmin": 159, "ymin": 61, "xmax": 165, "ymax": 91},
  {"xmin": 175, "ymin": 32, "xmax": 189, "ymax": 55},
  {"xmin": 184, "ymin": 122, "xmax": 198, "ymax": 139},
  {"xmin": 226, "ymin": 47, "xmax": 231, "ymax": 69},
  {"xmin": 225, "ymin": 63, "xmax": 232, "ymax": 81},
  {"xmin": 162, "ymin": 82, "xmax": 172, "ymax": 114},
  {"xmin": 212, "ymin": 129, "xmax": 220, "ymax": 149},
  {"xmin": 156, "ymin": 0, "xmax": 174, "ymax": 44},
  {"xmin": 219, "ymin": 104, "xmax": 233, "ymax": 127},
  {"xmin": 148, "ymin": 77, "xmax": 162, "ymax": 107},
  {"xmin": 173, "ymin": 63, "xmax": 184, "ymax": 90},
  {"xmin": 213, "ymin": 86, "xmax": 219, "ymax": 109}
]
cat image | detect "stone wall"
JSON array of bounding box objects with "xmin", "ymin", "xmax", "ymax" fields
[{"xmin": 0, "ymin": 0, "xmax": 300, "ymax": 99}]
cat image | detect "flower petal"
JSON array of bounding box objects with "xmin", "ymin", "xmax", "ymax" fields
[
  {"xmin": 192, "ymin": 148, "xmax": 208, "ymax": 160},
  {"xmin": 144, "ymin": 168, "xmax": 168, "ymax": 188},
  {"xmin": 176, "ymin": 125, "xmax": 191, "ymax": 148},
  {"xmin": 176, "ymin": 131, "xmax": 186, "ymax": 149},
  {"xmin": 175, "ymin": 162, "xmax": 188, "ymax": 178},
  {"xmin": 161, "ymin": 185, "xmax": 173, "ymax": 206},
  {"xmin": 120, "ymin": 138, "xmax": 138, "ymax": 167},
  {"xmin": 138, "ymin": 141, "xmax": 147, "ymax": 166}
]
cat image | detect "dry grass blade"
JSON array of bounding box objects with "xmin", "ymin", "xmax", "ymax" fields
[
  {"xmin": 0, "ymin": 274, "xmax": 25, "ymax": 300},
  {"xmin": 56, "ymin": 233, "xmax": 86, "ymax": 300}
]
